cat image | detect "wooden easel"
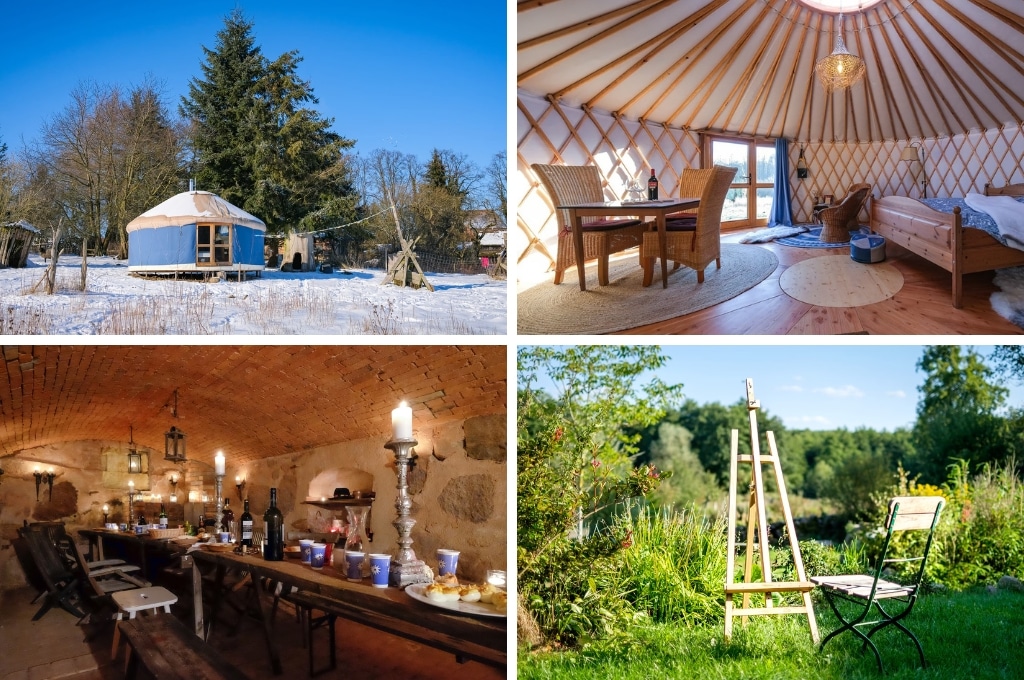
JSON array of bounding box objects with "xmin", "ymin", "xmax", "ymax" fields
[{"xmin": 724, "ymin": 378, "xmax": 819, "ymax": 643}]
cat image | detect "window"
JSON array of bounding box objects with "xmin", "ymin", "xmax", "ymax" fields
[
  {"xmin": 197, "ymin": 224, "xmax": 231, "ymax": 266},
  {"xmin": 708, "ymin": 137, "xmax": 776, "ymax": 228}
]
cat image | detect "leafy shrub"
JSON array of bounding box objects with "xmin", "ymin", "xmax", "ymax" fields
[
  {"xmin": 610, "ymin": 501, "xmax": 728, "ymax": 624},
  {"xmin": 855, "ymin": 460, "xmax": 1024, "ymax": 589}
]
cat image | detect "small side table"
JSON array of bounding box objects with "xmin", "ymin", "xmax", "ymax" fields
[
  {"xmin": 812, "ymin": 203, "xmax": 830, "ymax": 224},
  {"xmin": 111, "ymin": 586, "xmax": 178, "ymax": 660}
]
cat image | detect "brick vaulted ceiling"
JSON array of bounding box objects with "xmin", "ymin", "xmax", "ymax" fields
[
  {"xmin": 518, "ymin": 0, "xmax": 1024, "ymax": 143},
  {"xmin": 0, "ymin": 345, "xmax": 506, "ymax": 466}
]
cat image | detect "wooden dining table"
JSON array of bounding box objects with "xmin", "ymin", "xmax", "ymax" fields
[
  {"xmin": 189, "ymin": 549, "xmax": 506, "ymax": 675},
  {"xmin": 557, "ymin": 197, "xmax": 701, "ymax": 290}
]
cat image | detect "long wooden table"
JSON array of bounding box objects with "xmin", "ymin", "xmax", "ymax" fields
[
  {"xmin": 78, "ymin": 529, "xmax": 185, "ymax": 579},
  {"xmin": 189, "ymin": 549, "xmax": 506, "ymax": 675},
  {"xmin": 557, "ymin": 197, "xmax": 701, "ymax": 290}
]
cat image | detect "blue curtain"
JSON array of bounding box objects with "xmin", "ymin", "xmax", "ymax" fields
[{"xmin": 768, "ymin": 137, "xmax": 794, "ymax": 227}]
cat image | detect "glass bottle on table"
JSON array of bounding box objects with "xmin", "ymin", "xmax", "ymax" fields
[
  {"xmin": 263, "ymin": 488, "xmax": 284, "ymax": 561},
  {"xmin": 240, "ymin": 499, "xmax": 253, "ymax": 549},
  {"xmin": 345, "ymin": 505, "xmax": 370, "ymax": 575},
  {"xmin": 159, "ymin": 504, "xmax": 168, "ymax": 528},
  {"xmin": 221, "ymin": 498, "xmax": 234, "ymax": 532},
  {"xmin": 647, "ymin": 168, "xmax": 659, "ymax": 200}
]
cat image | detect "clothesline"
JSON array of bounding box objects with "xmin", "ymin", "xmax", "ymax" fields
[{"xmin": 283, "ymin": 206, "xmax": 394, "ymax": 237}]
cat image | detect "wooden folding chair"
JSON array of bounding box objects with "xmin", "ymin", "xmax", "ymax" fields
[
  {"xmin": 811, "ymin": 496, "xmax": 944, "ymax": 672},
  {"xmin": 19, "ymin": 528, "xmax": 89, "ymax": 621}
]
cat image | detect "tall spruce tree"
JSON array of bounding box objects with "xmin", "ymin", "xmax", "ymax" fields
[{"xmin": 181, "ymin": 10, "xmax": 357, "ymax": 236}]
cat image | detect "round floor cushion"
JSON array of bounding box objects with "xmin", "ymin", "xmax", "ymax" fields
[{"xmin": 850, "ymin": 234, "xmax": 886, "ymax": 263}]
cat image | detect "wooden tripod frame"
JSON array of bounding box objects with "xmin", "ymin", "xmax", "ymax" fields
[
  {"xmin": 724, "ymin": 378, "xmax": 819, "ymax": 643},
  {"xmin": 383, "ymin": 189, "xmax": 434, "ymax": 292}
]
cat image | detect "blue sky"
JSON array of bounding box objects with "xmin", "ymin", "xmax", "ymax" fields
[
  {"xmin": 522, "ymin": 345, "xmax": 1024, "ymax": 432},
  {"xmin": 0, "ymin": 2, "xmax": 505, "ymax": 170}
]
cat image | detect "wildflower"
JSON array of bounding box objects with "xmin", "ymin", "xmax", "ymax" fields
[
  {"xmin": 621, "ymin": 529, "xmax": 633, "ymax": 549},
  {"xmin": 591, "ymin": 458, "xmax": 601, "ymax": 469},
  {"xmin": 647, "ymin": 465, "xmax": 660, "ymax": 479},
  {"xmin": 553, "ymin": 427, "xmax": 563, "ymax": 442}
]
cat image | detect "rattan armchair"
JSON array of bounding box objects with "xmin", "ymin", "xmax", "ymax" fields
[
  {"xmin": 641, "ymin": 165, "xmax": 737, "ymax": 286},
  {"xmin": 819, "ymin": 183, "xmax": 871, "ymax": 243},
  {"xmin": 531, "ymin": 163, "xmax": 645, "ymax": 286}
]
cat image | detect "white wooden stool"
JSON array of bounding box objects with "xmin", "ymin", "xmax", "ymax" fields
[{"xmin": 111, "ymin": 586, "xmax": 178, "ymax": 660}]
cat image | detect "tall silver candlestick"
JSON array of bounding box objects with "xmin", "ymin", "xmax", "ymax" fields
[
  {"xmin": 385, "ymin": 438, "xmax": 430, "ymax": 587},
  {"xmin": 127, "ymin": 488, "xmax": 138, "ymax": 527},
  {"xmin": 214, "ymin": 474, "xmax": 224, "ymax": 532}
]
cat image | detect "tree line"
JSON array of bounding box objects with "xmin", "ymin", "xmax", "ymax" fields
[
  {"xmin": 0, "ymin": 9, "xmax": 505, "ymax": 270},
  {"xmin": 520, "ymin": 346, "xmax": 1024, "ymax": 528}
]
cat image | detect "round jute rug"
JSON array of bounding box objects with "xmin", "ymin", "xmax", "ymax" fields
[
  {"xmin": 517, "ymin": 244, "xmax": 778, "ymax": 334},
  {"xmin": 780, "ymin": 255, "xmax": 903, "ymax": 307}
]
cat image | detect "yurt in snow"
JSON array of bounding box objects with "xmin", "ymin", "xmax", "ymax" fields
[{"xmin": 126, "ymin": 189, "xmax": 266, "ymax": 276}]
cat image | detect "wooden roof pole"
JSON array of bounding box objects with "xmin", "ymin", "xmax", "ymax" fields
[
  {"xmin": 716, "ymin": 7, "xmax": 790, "ymax": 133},
  {"xmin": 577, "ymin": 1, "xmax": 730, "ymax": 108},
  {"xmin": 518, "ymin": 0, "xmax": 674, "ymax": 82},
  {"xmin": 765, "ymin": 4, "xmax": 811, "ymax": 139},
  {"xmin": 794, "ymin": 12, "xmax": 825, "ymax": 143},
  {"xmin": 741, "ymin": 1, "xmax": 803, "ymax": 137},
  {"xmin": 862, "ymin": 8, "xmax": 909, "ymax": 141}
]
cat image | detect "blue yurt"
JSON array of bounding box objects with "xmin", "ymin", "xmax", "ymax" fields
[{"xmin": 126, "ymin": 189, "xmax": 266, "ymax": 275}]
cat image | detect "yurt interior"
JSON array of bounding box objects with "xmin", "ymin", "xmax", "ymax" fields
[
  {"xmin": 517, "ymin": 0, "xmax": 1024, "ymax": 335},
  {"xmin": 0, "ymin": 345, "xmax": 507, "ymax": 679}
]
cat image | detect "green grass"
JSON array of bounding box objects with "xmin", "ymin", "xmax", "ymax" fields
[{"xmin": 518, "ymin": 589, "xmax": 1024, "ymax": 679}]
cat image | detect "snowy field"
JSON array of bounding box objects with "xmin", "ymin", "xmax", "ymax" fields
[{"xmin": 0, "ymin": 255, "xmax": 507, "ymax": 335}]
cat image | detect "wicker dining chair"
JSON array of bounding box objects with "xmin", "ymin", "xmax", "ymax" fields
[
  {"xmin": 640, "ymin": 165, "xmax": 737, "ymax": 286},
  {"xmin": 531, "ymin": 163, "xmax": 645, "ymax": 286},
  {"xmin": 819, "ymin": 183, "xmax": 871, "ymax": 243}
]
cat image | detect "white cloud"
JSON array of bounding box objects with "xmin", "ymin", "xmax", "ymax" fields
[
  {"xmin": 813, "ymin": 385, "xmax": 865, "ymax": 398},
  {"xmin": 886, "ymin": 389, "xmax": 907, "ymax": 398},
  {"xmin": 789, "ymin": 414, "xmax": 831, "ymax": 426}
]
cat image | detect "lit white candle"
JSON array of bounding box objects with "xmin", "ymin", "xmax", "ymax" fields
[
  {"xmin": 129, "ymin": 480, "xmax": 134, "ymax": 490},
  {"xmin": 392, "ymin": 401, "xmax": 413, "ymax": 439},
  {"xmin": 486, "ymin": 570, "xmax": 506, "ymax": 588},
  {"xmin": 170, "ymin": 474, "xmax": 177, "ymax": 484},
  {"xmin": 215, "ymin": 451, "xmax": 225, "ymax": 476},
  {"xmin": 103, "ymin": 504, "xmax": 109, "ymax": 513},
  {"xmin": 235, "ymin": 475, "xmax": 241, "ymax": 484}
]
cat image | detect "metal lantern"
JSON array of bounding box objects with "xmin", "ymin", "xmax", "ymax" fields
[
  {"xmin": 127, "ymin": 425, "xmax": 143, "ymax": 474},
  {"xmin": 164, "ymin": 388, "xmax": 187, "ymax": 463},
  {"xmin": 165, "ymin": 426, "xmax": 187, "ymax": 463}
]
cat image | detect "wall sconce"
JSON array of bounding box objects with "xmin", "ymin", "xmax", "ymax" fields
[
  {"xmin": 32, "ymin": 467, "xmax": 56, "ymax": 501},
  {"xmin": 169, "ymin": 474, "xmax": 179, "ymax": 503},
  {"xmin": 235, "ymin": 475, "xmax": 246, "ymax": 500},
  {"xmin": 103, "ymin": 504, "xmax": 109, "ymax": 524},
  {"xmin": 127, "ymin": 425, "xmax": 142, "ymax": 474},
  {"xmin": 900, "ymin": 144, "xmax": 928, "ymax": 198},
  {"xmin": 164, "ymin": 389, "xmax": 187, "ymax": 463}
]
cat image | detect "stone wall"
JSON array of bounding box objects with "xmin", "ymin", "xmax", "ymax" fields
[
  {"xmin": 241, "ymin": 412, "xmax": 507, "ymax": 584},
  {"xmin": 0, "ymin": 412, "xmax": 507, "ymax": 588}
]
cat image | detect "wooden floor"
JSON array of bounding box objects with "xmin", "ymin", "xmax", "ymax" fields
[{"xmin": 614, "ymin": 230, "xmax": 1024, "ymax": 335}]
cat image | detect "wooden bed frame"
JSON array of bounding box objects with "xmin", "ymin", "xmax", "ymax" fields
[{"xmin": 870, "ymin": 182, "xmax": 1024, "ymax": 308}]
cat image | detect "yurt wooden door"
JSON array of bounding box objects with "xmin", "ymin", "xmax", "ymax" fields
[
  {"xmin": 707, "ymin": 137, "xmax": 775, "ymax": 230},
  {"xmin": 196, "ymin": 224, "xmax": 232, "ymax": 266}
]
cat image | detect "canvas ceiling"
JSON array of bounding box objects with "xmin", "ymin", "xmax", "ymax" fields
[
  {"xmin": 0, "ymin": 345, "xmax": 505, "ymax": 466},
  {"xmin": 518, "ymin": 0, "xmax": 1024, "ymax": 143}
]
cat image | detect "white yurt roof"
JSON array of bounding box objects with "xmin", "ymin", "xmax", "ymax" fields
[
  {"xmin": 126, "ymin": 191, "xmax": 266, "ymax": 233},
  {"xmin": 518, "ymin": 0, "xmax": 1024, "ymax": 142}
]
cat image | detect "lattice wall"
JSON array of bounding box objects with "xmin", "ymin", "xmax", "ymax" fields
[{"xmin": 517, "ymin": 91, "xmax": 1024, "ymax": 282}]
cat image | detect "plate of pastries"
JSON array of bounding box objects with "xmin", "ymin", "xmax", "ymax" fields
[{"xmin": 405, "ymin": 573, "xmax": 507, "ymax": 618}]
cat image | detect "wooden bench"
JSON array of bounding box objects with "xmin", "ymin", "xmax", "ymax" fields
[{"xmin": 118, "ymin": 614, "xmax": 251, "ymax": 680}]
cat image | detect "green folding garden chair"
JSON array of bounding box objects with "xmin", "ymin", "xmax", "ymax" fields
[{"xmin": 811, "ymin": 496, "xmax": 944, "ymax": 673}]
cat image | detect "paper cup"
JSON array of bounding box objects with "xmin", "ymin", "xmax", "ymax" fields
[
  {"xmin": 369, "ymin": 554, "xmax": 391, "ymax": 588},
  {"xmin": 299, "ymin": 539, "xmax": 314, "ymax": 564},
  {"xmin": 345, "ymin": 551, "xmax": 365, "ymax": 582},
  {"xmin": 311, "ymin": 543, "xmax": 327, "ymax": 570},
  {"xmin": 437, "ymin": 549, "xmax": 460, "ymax": 576},
  {"xmin": 219, "ymin": 532, "xmax": 231, "ymax": 544}
]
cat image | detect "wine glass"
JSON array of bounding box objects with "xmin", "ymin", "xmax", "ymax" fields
[{"xmin": 625, "ymin": 178, "xmax": 645, "ymax": 202}]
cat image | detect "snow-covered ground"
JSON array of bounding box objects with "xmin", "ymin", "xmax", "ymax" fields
[{"xmin": 0, "ymin": 255, "xmax": 507, "ymax": 335}]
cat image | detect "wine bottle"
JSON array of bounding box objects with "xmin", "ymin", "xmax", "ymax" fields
[
  {"xmin": 240, "ymin": 499, "xmax": 253, "ymax": 548},
  {"xmin": 159, "ymin": 504, "xmax": 168, "ymax": 528},
  {"xmin": 263, "ymin": 488, "xmax": 284, "ymax": 561},
  {"xmin": 221, "ymin": 498, "xmax": 234, "ymax": 532},
  {"xmin": 647, "ymin": 168, "xmax": 659, "ymax": 200}
]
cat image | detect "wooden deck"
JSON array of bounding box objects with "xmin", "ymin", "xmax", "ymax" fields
[{"xmin": 613, "ymin": 230, "xmax": 1024, "ymax": 335}]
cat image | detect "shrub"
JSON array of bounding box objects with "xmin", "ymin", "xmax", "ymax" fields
[
  {"xmin": 610, "ymin": 501, "xmax": 728, "ymax": 624},
  {"xmin": 855, "ymin": 460, "xmax": 1024, "ymax": 589}
]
